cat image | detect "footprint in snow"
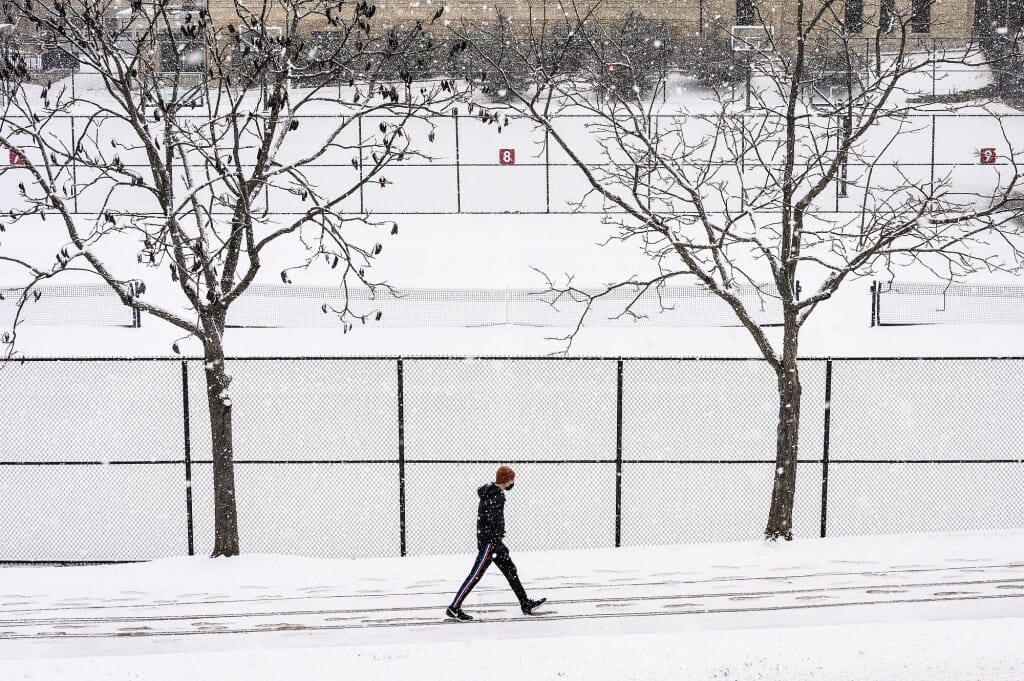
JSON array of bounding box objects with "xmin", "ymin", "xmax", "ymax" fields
[
  {"xmin": 932, "ymin": 591, "xmax": 979, "ymax": 596},
  {"xmin": 865, "ymin": 588, "xmax": 907, "ymax": 594}
]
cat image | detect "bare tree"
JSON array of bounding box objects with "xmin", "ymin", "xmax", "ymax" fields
[
  {"xmin": 451, "ymin": 1, "xmax": 1024, "ymax": 539},
  {"xmin": 0, "ymin": 0, "xmax": 458, "ymax": 556}
]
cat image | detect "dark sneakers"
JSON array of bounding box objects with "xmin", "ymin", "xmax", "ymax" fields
[
  {"xmin": 447, "ymin": 601, "xmax": 545, "ymax": 619},
  {"xmin": 521, "ymin": 597, "xmax": 547, "ymax": 615},
  {"xmin": 445, "ymin": 606, "xmax": 473, "ymax": 622}
]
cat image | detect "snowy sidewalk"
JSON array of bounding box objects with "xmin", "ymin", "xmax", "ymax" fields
[{"xmin": 1, "ymin": 531, "xmax": 1022, "ymax": 680}]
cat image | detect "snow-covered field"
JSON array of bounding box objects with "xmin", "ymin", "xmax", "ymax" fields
[
  {"xmin": 3, "ymin": 59, "xmax": 1023, "ymax": 357},
  {"xmin": 1, "ymin": 531, "xmax": 1022, "ymax": 680}
]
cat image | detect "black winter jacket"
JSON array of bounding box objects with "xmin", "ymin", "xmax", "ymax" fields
[{"xmin": 476, "ymin": 483, "xmax": 506, "ymax": 548}]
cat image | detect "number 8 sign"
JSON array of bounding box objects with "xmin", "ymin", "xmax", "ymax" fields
[{"xmin": 499, "ymin": 148, "xmax": 516, "ymax": 165}]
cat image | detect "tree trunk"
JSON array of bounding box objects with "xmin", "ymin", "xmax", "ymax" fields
[
  {"xmin": 202, "ymin": 314, "xmax": 240, "ymax": 557},
  {"xmin": 765, "ymin": 326, "xmax": 801, "ymax": 541}
]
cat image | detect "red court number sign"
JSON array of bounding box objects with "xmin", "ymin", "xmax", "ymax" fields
[
  {"xmin": 979, "ymin": 148, "xmax": 997, "ymax": 165},
  {"xmin": 8, "ymin": 149, "xmax": 26, "ymax": 166},
  {"xmin": 499, "ymin": 149, "xmax": 516, "ymax": 165}
]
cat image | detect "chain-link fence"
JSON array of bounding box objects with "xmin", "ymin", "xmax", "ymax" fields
[
  {"xmin": 1, "ymin": 356, "xmax": 1022, "ymax": 563},
  {"xmin": 3, "ymin": 106, "xmax": 1019, "ymax": 217},
  {"xmin": 0, "ymin": 283, "xmax": 136, "ymax": 328},
  {"xmin": 872, "ymin": 281, "xmax": 1024, "ymax": 325}
]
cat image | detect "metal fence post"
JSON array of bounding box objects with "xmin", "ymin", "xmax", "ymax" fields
[
  {"xmin": 929, "ymin": 114, "xmax": 937, "ymax": 197},
  {"xmin": 647, "ymin": 114, "xmax": 655, "ymax": 211},
  {"xmin": 70, "ymin": 111, "xmax": 79, "ymax": 214},
  {"xmin": 454, "ymin": 109, "xmax": 462, "ymax": 213},
  {"xmin": 870, "ymin": 281, "xmax": 877, "ymax": 327},
  {"xmin": 398, "ymin": 358, "xmax": 407, "ymax": 557},
  {"xmin": 932, "ymin": 39, "xmax": 937, "ymax": 99},
  {"xmin": 181, "ymin": 360, "xmax": 195, "ymax": 556},
  {"xmin": 358, "ymin": 116, "xmax": 365, "ymax": 213},
  {"xmin": 545, "ymin": 127, "xmax": 551, "ymax": 214},
  {"xmin": 820, "ymin": 359, "xmax": 833, "ymax": 539},
  {"xmin": 875, "ymin": 282, "xmax": 882, "ymax": 326},
  {"xmin": 615, "ymin": 359, "xmax": 624, "ymax": 548}
]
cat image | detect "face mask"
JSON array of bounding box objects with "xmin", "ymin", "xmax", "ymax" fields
[{"xmin": 506, "ymin": 481, "xmax": 514, "ymax": 491}]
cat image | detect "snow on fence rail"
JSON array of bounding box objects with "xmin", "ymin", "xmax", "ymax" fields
[
  {"xmin": 0, "ymin": 283, "xmax": 783, "ymax": 328},
  {"xmin": 1, "ymin": 357, "xmax": 1022, "ymax": 563},
  {"xmin": 226, "ymin": 283, "xmax": 785, "ymax": 328}
]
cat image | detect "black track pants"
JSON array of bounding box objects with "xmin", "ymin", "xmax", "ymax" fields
[{"xmin": 450, "ymin": 541, "xmax": 528, "ymax": 609}]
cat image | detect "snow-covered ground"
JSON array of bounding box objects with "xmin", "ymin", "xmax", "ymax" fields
[
  {"xmin": 2, "ymin": 211, "xmax": 1022, "ymax": 358},
  {"xmin": 1, "ymin": 530, "xmax": 1022, "ymax": 680}
]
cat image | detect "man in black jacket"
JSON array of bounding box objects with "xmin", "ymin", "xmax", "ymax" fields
[{"xmin": 445, "ymin": 465, "xmax": 546, "ymax": 621}]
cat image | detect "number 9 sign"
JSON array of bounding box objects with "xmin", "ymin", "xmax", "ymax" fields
[
  {"xmin": 499, "ymin": 148, "xmax": 516, "ymax": 165},
  {"xmin": 979, "ymin": 148, "xmax": 997, "ymax": 165}
]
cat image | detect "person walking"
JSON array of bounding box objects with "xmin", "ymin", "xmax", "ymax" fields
[{"xmin": 445, "ymin": 465, "xmax": 546, "ymax": 621}]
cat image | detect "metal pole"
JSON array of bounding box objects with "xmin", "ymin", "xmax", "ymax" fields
[
  {"xmin": 820, "ymin": 359, "xmax": 833, "ymax": 538},
  {"xmin": 545, "ymin": 127, "xmax": 550, "ymax": 214},
  {"xmin": 648, "ymin": 114, "xmax": 655, "ymax": 211},
  {"xmin": 398, "ymin": 358, "xmax": 407, "ymax": 557},
  {"xmin": 930, "ymin": 114, "xmax": 936, "ymax": 195},
  {"xmin": 876, "ymin": 281, "xmax": 883, "ymax": 326},
  {"xmin": 181, "ymin": 360, "xmax": 195, "ymax": 556},
  {"xmin": 358, "ymin": 116, "xmax": 365, "ymax": 214},
  {"xmin": 870, "ymin": 281, "xmax": 877, "ymax": 327},
  {"xmin": 931, "ymin": 39, "xmax": 936, "ymax": 99},
  {"xmin": 454, "ymin": 109, "xmax": 462, "ymax": 213},
  {"xmin": 745, "ymin": 61, "xmax": 752, "ymax": 110},
  {"xmin": 839, "ymin": 114, "xmax": 850, "ymax": 197},
  {"xmin": 70, "ymin": 109, "xmax": 78, "ymax": 214},
  {"xmin": 615, "ymin": 359, "xmax": 623, "ymax": 548}
]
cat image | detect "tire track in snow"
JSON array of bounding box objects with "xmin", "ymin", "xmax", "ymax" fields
[
  {"xmin": 1, "ymin": 574, "xmax": 1022, "ymax": 640},
  {"xmin": 1, "ymin": 592, "xmax": 1023, "ymax": 640},
  {"xmin": 1, "ymin": 561, "xmax": 1020, "ymax": 616}
]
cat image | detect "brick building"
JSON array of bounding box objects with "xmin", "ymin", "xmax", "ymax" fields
[
  {"xmin": 133, "ymin": 0, "xmax": 991, "ymax": 41},
  {"xmin": 2, "ymin": 0, "xmax": 1011, "ymax": 76}
]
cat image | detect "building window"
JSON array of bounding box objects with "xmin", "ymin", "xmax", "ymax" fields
[
  {"xmin": 880, "ymin": 0, "xmax": 896, "ymax": 33},
  {"xmin": 911, "ymin": 0, "xmax": 931, "ymax": 32},
  {"xmin": 736, "ymin": 0, "xmax": 755, "ymax": 25},
  {"xmin": 160, "ymin": 34, "xmax": 205, "ymax": 73},
  {"xmin": 845, "ymin": 0, "xmax": 863, "ymax": 33}
]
